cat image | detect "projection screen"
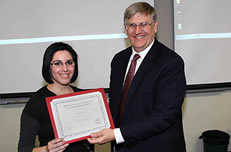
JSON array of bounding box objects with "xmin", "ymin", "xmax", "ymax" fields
[
  {"xmin": 0, "ymin": 0, "xmax": 154, "ymax": 94},
  {"xmin": 174, "ymin": 0, "xmax": 231, "ymax": 89}
]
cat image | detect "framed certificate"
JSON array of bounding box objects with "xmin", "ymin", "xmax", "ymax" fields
[{"xmin": 46, "ymin": 88, "xmax": 114, "ymax": 144}]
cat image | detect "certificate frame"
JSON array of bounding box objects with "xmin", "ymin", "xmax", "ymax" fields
[{"xmin": 46, "ymin": 88, "xmax": 114, "ymax": 144}]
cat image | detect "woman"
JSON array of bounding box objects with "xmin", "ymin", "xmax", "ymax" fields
[{"xmin": 18, "ymin": 42, "xmax": 92, "ymax": 152}]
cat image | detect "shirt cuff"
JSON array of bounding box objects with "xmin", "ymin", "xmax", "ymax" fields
[{"xmin": 114, "ymin": 128, "xmax": 125, "ymax": 144}]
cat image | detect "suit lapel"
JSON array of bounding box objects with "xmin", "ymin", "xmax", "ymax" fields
[
  {"xmin": 113, "ymin": 48, "xmax": 132, "ymax": 113},
  {"xmin": 124, "ymin": 41, "xmax": 159, "ymax": 108},
  {"xmin": 118, "ymin": 48, "xmax": 132, "ymax": 88}
]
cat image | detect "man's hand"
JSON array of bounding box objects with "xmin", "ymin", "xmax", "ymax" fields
[{"xmin": 87, "ymin": 128, "xmax": 115, "ymax": 144}]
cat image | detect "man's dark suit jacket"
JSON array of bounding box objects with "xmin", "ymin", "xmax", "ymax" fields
[{"xmin": 109, "ymin": 39, "xmax": 187, "ymax": 152}]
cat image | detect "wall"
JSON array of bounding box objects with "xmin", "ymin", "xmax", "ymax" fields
[
  {"xmin": 0, "ymin": 104, "xmax": 24, "ymax": 151},
  {"xmin": 1, "ymin": 91, "xmax": 231, "ymax": 152},
  {"xmin": 183, "ymin": 91, "xmax": 231, "ymax": 151}
]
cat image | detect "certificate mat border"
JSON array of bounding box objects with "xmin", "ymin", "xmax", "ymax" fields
[
  {"xmin": 46, "ymin": 88, "xmax": 114, "ymax": 144},
  {"xmin": 53, "ymin": 92, "xmax": 108, "ymax": 140}
]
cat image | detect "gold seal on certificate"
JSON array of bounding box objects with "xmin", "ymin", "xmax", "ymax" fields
[{"xmin": 46, "ymin": 88, "xmax": 114, "ymax": 144}]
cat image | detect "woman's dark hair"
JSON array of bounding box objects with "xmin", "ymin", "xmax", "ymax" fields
[{"xmin": 42, "ymin": 42, "xmax": 78, "ymax": 84}]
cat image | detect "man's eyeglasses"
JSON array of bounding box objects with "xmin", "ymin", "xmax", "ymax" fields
[
  {"xmin": 126, "ymin": 21, "xmax": 153, "ymax": 31},
  {"xmin": 50, "ymin": 59, "xmax": 75, "ymax": 68}
]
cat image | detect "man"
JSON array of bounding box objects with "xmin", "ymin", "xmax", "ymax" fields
[{"xmin": 88, "ymin": 2, "xmax": 187, "ymax": 152}]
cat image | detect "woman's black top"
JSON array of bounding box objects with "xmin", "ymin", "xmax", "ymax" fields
[{"xmin": 18, "ymin": 86, "xmax": 92, "ymax": 152}]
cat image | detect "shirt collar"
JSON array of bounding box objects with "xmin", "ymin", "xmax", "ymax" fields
[{"xmin": 131, "ymin": 39, "xmax": 155, "ymax": 60}]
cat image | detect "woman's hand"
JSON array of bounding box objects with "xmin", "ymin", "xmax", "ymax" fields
[{"xmin": 47, "ymin": 138, "xmax": 69, "ymax": 152}]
